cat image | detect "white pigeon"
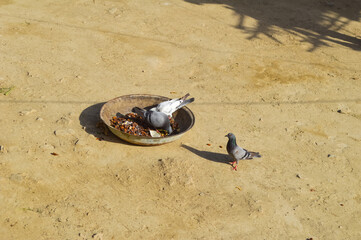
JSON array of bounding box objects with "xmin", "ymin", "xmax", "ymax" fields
[{"xmin": 150, "ymin": 93, "xmax": 194, "ymax": 117}]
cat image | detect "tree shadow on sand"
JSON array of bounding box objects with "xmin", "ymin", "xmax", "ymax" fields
[
  {"xmin": 181, "ymin": 144, "xmax": 231, "ymax": 165},
  {"xmin": 79, "ymin": 102, "xmax": 133, "ymax": 145},
  {"xmin": 184, "ymin": 0, "xmax": 361, "ymax": 51}
]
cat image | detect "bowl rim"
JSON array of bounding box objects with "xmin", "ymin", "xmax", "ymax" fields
[{"xmin": 100, "ymin": 94, "xmax": 195, "ymax": 139}]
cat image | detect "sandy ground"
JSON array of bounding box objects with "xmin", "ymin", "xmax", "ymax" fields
[{"xmin": 1, "ymin": 0, "xmax": 361, "ymax": 239}]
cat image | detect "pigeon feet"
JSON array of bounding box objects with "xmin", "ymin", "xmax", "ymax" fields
[{"xmin": 230, "ymin": 161, "xmax": 238, "ymax": 171}]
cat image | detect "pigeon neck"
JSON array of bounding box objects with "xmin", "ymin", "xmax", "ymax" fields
[{"xmin": 229, "ymin": 137, "xmax": 237, "ymax": 146}]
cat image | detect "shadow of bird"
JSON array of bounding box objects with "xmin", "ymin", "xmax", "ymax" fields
[{"xmin": 181, "ymin": 144, "xmax": 230, "ymax": 165}]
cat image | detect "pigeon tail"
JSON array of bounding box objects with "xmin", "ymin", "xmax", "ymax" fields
[
  {"xmin": 180, "ymin": 93, "xmax": 190, "ymax": 101},
  {"xmin": 132, "ymin": 107, "xmax": 146, "ymax": 118},
  {"xmin": 246, "ymin": 151, "xmax": 261, "ymax": 159},
  {"xmin": 176, "ymin": 97, "xmax": 195, "ymax": 110},
  {"xmin": 116, "ymin": 112, "xmax": 126, "ymax": 118}
]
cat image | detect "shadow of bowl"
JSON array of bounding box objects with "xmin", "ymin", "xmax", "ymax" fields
[
  {"xmin": 79, "ymin": 101, "xmax": 105, "ymax": 135},
  {"xmin": 79, "ymin": 101, "xmax": 131, "ymax": 144},
  {"xmin": 100, "ymin": 94, "xmax": 195, "ymax": 146}
]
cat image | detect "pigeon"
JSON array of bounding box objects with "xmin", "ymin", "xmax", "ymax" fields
[
  {"xmin": 150, "ymin": 93, "xmax": 195, "ymax": 117},
  {"xmin": 132, "ymin": 107, "xmax": 173, "ymax": 134},
  {"xmin": 225, "ymin": 133, "xmax": 261, "ymax": 171}
]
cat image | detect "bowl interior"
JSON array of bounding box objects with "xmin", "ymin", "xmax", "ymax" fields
[{"xmin": 100, "ymin": 94, "xmax": 195, "ymax": 139}]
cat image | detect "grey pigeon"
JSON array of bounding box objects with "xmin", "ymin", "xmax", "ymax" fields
[
  {"xmin": 150, "ymin": 93, "xmax": 194, "ymax": 117},
  {"xmin": 225, "ymin": 133, "xmax": 261, "ymax": 170},
  {"xmin": 132, "ymin": 107, "xmax": 173, "ymax": 134}
]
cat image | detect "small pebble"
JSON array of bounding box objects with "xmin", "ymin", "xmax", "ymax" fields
[
  {"xmin": 19, "ymin": 109, "xmax": 36, "ymax": 116},
  {"xmin": 0, "ymin": 145, "xmax": 7, "ymax": 153},
  {"xmin": 54, "ymin": 129, "xmax": 75, "ymax": 136},
  {"xmin": 74, "ymin": 139, "xmax": 84, "ymax": 146},
  {"xmin": 108, "ymin": 7, "xmax": 118, "ymax": 14}
]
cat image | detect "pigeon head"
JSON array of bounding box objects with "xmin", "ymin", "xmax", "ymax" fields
[{"xmin": 225, "ymin": 133, "xmax": 236, "ymax": 139}]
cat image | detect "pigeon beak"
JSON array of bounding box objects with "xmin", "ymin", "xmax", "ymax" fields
[{"xmin": 224, "ymin": 134, "xmax": 228, "ymax": 137}]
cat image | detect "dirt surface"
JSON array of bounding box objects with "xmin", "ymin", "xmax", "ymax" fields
[{"xmin": 1, "ymin": 0, "xmax": 361, "ymax": 239}]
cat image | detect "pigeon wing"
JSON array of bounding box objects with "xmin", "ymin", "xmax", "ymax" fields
[
  {"xmin": 148, "ymin": 111, "xmax": 173, "ymax": 134},
  {"xmin": 152, "ymin": 94, "xmax": 193, "ymax": 116},
  {"xmin": 231, "ymin": 145, "xmax": 247, "ymax": 161}
]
